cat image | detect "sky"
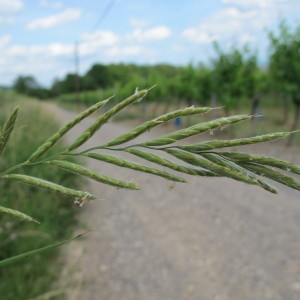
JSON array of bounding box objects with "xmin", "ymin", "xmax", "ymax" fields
[{"xmin": 0, "ymin": 0, "xmax": 299, "ymax": 87}]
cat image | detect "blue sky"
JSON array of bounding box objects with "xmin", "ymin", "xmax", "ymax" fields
[{"xmin": 0, "ymin": 0, "xmax": 299, "ymax": 87}]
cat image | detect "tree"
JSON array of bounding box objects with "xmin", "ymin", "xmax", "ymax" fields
[
  {"xmin": 177, "ymin": 64, "xmax": 198, "ymax": 106},
  {"xmin": 195, "ymin": 65, "xmax": 213, "ymax": 106},
  {"xmin": 12, "ymin": 75, "xmax": 50, "ymax": 100},
  {"xmin": 83, "ymin": 63, "xmax": 112, "ymax": 90},
  {"xmin": 268, "ymin": 22, "xmax": 300, "ymax": 145},
  {"xmin": 13, "ymin": 75, "xmax": 39, "ymax": 93},
  {"xmin": 210, "ymin": 43, "xmax": 258, "ymax": 115}
]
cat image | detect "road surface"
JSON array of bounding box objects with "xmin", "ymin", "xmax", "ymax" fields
[{"xmin": 48, "ymin": 104, "xmax": 300, "ymax": 300}]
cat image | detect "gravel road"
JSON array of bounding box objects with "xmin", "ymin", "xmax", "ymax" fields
[{"xmin": 49, "ymin": 104, "xmax": 300, "ymax": 300}]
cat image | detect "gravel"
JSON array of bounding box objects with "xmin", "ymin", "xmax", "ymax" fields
[{"xmin": 49, "ymin": 104, "xmax": 300, "ymax": 300}]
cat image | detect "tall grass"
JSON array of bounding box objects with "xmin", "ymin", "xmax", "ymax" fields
[{"xmin": 0, "ymin": 95, "xmax": 80, "ymax": 299}]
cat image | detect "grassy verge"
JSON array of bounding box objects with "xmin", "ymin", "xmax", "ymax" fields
[{"xmin": 0, "ymin": 93, "xmax": 81, "ymax": 299}]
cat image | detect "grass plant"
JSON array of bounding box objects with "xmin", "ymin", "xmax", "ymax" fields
[
  {"xmin": 0, "ymin": 88, "xmax": 300, "ymax": 298},
  {"xmin": 0, "ymin": 96, "xmax": 80, "ymax": 299}
]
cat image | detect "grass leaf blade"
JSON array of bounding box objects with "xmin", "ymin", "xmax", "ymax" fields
[{"xmin": 0, "ymin": 233, "xmax": 87, "ymax": 267}]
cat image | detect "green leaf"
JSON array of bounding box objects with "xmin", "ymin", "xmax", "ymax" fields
[{"xmin": 0, "ymin": 233, "xmax": 87, "ymax": 267}]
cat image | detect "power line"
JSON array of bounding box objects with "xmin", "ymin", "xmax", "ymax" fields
[
  {"xmin": 91, "ymin": 0, "xmax": 116, "ymax": 32},
  {"xmin": 72, "ymin": 0, "xmax": 116, "ymax": 102}
]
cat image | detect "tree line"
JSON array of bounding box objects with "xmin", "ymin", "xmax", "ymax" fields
[{"xmin": 12, "ymin": 22, "xmax": 300, "ymax": 129}]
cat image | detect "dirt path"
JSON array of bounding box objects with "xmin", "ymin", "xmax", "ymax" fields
[{"xmin": 48, "ymin": 104, "xmax": 300, "ymax": 300}]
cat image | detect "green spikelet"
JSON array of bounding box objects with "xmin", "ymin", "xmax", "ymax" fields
[
  {"xmin": 0, "ymin": 107, "xmax": 19, "ymax": 156},
  {"xmin": 84, "ymin": 152, "xmax": 186, "ymax": 182},
  {"xmin": 142, "ymin": 115, "xmax": 251, "ymax": 147},
  {"xmin": 179, "ymin": 132, "xmax": 291, "ymax": 153},
  {"xmin": 103, "ymin": 106, "xmax": 215, "ymax": 147},
  {"xmin": 28, "ymin": 96, "xmax": 113, "ymax": 162},
  {"xmin": 67, "ymin": 89, "xmax": 148, "ymax": 151},
  {"xmin": 47, "ymin": 160, "xmax": 139, "ymax": 190}
]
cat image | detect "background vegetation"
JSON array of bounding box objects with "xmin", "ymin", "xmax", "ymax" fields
[
  {"xmin": 0, "ymin": 91, "xmax": 80, "ymax": 299},
  {"xmin": 11, "ymin": 23, "xmax": 300, "ymax": 142}
]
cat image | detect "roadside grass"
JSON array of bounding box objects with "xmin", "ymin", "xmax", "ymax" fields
[{"xmin": 0, "ymin": 93, "xmax": 81, "ymax": 299}]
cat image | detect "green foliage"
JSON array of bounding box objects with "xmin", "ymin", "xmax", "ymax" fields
[
  {"xmin": 10, "ymin": 21, "xmax": 300, "ymax": 133},
  {"xmin": 269, "ymin": 21, "xmax": 300, "ymax": 100},
  {"xmin": 210, "ymin": 43, "xmax": 260, "ymax": 113},
  {"xmin": 12, "ymin": 76, "xmax": 51, "ymax": 100},
  {"xmin": 268, "ymin": 21, "xmax": 300, "ymax": 145},
  {"xmin": 0, "ymin": 98, "xmax": 79, "ymax": 299}
]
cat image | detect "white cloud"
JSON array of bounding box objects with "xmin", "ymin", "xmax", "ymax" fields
[
  {"xmin": 80, "ymin": 30, "xmax": 119, "ymax": 55},
  {"xmin": 0, "ymin": 0, "xmax": 23, "ymax": 13},
  {"xmin": 0, "ymin": 0, "xmax": 23, "ymax": 25},
  {"xmin": 240, "ymin": 34, "xmax": 256, "ymax": 43},
  {"xmin": 39, "ymin": 0, "xmax": 63, "ymax": 9},
  {"xmin": 130, "ymin": 18, "xmax": 148, "ymax": 28},
  {"xmin": 222, "ymin": 0, "xmax": 299, "ymax": 15},
  {"xmin": 81, "ymin": 30, "xmax": 119, "ymax": 45},
  {"xmin": 182, "ymin": 28, "xmax": 217, "ymax": 44},
  {"xmin": 222, "ymin": 0, "xmax": 296, "ymax": 9},
  {"xmin": 8, "ymin": 43, "xmax": 73, "ymax": 57},
  {"xmin": 189, "ymin": 0, "xmax": 300, "ymax": 47},
  {"xmin": 182, "ymin": 7, "xmax": 270, "ymax": 44},
  {"xmin": 47, "ymin": 43, "xmax": 73, "ymax": 56},
  {"xmin": 128, "ymin": 26, "xmax": 171, "ymax": 42},
  {"xmin": 27, "ymin": 8, "xmax": 81, "ymax": 30},
  {"xmin": 105, "ymin": 46, "xmax": 143, "ymax": 57},
  {"xmin": 0, "ymin": 35, "xmax": 11, "ymax": 48},
  {"xmin": 222, "ymin": 0, "xmax": 270, "ymax": 8}
]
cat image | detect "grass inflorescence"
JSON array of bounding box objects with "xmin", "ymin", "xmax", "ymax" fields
[
  {"xmin": 2, "ymin": 88, "xmax": 300, "ymax": 223},
  {"xmin": 0, "ymin": 88, "xmax": 300, "ymax": 298}
]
